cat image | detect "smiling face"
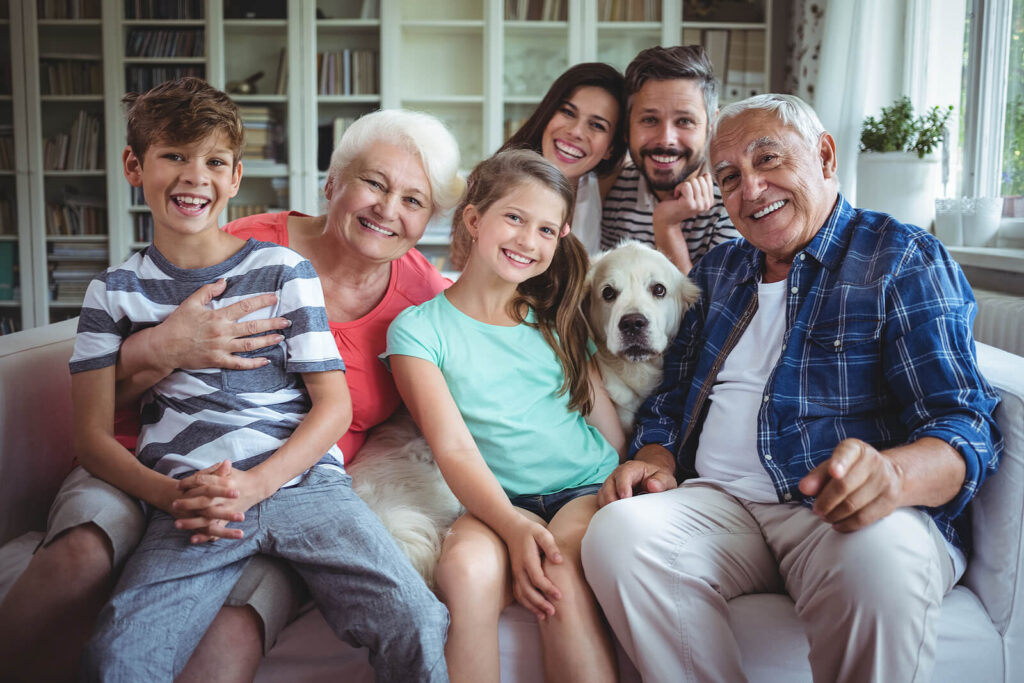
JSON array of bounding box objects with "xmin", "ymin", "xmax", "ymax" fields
[
  {"xmin": 710, "ymin": 109, "xmax": 839, "ymax": 280},
  {"xmin": 540, "ymin": 85, "xmax": 620, "ymax": 183},
  {"xmin": 464, "ymin": 179, "xmax": 569, "ymax": 285},
  {"xmin": 124, "ymin": 131, "xmax": 241, "ymax": 243},
  {"xmin": 627, "ymin": 78, "xmax": 709, "ymax": 199},
  {"xmin": 325, "ymin": 142, "xmax": 433, "ymax": 265}
]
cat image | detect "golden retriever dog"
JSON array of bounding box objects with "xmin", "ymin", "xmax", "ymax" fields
[
  {"xmin": 347, "ymin": 409, "xmax": 462, "ymax": 590},
  {"xmin": 586, "ymin": 240, "xmax": 701, "ymax": 433}
]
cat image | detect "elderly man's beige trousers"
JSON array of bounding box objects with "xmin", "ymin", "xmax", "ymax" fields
[{"xmin": 582, "ymin": 482, "xmax": 955, "ymax": 683}]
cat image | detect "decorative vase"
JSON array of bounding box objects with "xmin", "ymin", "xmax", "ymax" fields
[{"xmin": 856, "ymin": 151, "xmax": 941, "ymax": 230}]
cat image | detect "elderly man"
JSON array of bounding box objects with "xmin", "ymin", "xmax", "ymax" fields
[
  {"xmin": 582, "ymin": 93, "xmax": 1002, "ymax": 683},
  {"xmin": 601, "ymin": 45, "xmax": 740, "ymax": 273}
]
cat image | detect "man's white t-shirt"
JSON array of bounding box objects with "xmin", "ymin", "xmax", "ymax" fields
[{"xmin": 693, "ymin": 278, "xmax": 787, "ymax": 502}]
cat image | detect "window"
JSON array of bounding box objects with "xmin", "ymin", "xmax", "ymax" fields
[{"xmin": 960, "ymin": 0, "xmax": 1023, "ymax": 233}]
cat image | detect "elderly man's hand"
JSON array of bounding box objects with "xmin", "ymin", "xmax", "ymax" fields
[
  {"xmin": 798, "ymin": 438, "xmax": 904, "ymax": 532},
  {"xmin": 596, "ymin": 444, "xmax": 678, "ymax": 507}
]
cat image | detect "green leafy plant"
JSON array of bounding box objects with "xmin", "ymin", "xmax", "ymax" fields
[{"xmin": 860, "ymin": 96, "xmax": 954, "ymax": 158}]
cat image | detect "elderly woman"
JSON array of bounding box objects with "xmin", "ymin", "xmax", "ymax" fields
[{"xmin": 0, "ymin": 109, "xmax": 464, "ymax": 682}]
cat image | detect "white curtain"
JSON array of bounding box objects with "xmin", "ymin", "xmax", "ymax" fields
[
  {"xmin": 813, "ymin": 0, "xmax": 908, "ymax": 203},
  {"xmin": 783, "ymin": 0, "xmax": 827, "ymax": 104}
]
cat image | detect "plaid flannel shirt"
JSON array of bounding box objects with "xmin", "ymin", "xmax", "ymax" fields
[{"xmin": 631, "ymin": 194, "xmax": 1003, "ymax": 554}]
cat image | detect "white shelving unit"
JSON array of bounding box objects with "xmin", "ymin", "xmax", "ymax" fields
[{"xmin": 3, "ymin": 0, "xmax": 772, "ymax": 329}]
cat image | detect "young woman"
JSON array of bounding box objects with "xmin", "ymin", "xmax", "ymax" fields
[
  {"xmin": 451, "ymin": 62, "xmax": 626, "ymax": 265},
  {"xmin": 387, "ymin": 149, "xmax": 625, "ymax": 683}
]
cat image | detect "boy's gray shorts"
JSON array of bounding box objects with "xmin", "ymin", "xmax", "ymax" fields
[{"xmin": 41, "ymin": 465, "xmax": 305, "ymax": 651}]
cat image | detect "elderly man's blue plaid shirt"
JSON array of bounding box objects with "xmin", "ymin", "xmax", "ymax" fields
[{"xmin": 631, "ymin": 195, "xmax": 1003, "ymax": 554}]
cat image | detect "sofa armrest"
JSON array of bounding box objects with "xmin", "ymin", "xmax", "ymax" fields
[
  {"xmin": 962, "ymin": 342, "xmax": 1024, "ymax": 646},
  {"xmin": 0, "ymin": 318, "xmax": 79, "ymax": 545}
]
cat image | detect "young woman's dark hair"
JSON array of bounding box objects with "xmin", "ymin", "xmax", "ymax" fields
[{"xmin": 499, "ymin": 62, "xmax": 627, "ymax": 179}]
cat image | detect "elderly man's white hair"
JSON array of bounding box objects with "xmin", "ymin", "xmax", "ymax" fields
[
  {"xmin": 327, "ymin": 109, "xmax": 466, "ymax": 213},
  {"xmin": 713, "ymin": 93, "xmax": 827, "ymax": 150}
]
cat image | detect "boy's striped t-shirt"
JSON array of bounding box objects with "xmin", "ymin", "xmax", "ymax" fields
[{"xmin": 70, "ymin": 239, "xmax": 345, "ymax": 482}]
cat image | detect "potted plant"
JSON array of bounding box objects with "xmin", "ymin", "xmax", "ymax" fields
[{"xmin": 857, "ymin": 97, "xmax": 953, "ymax": 229}]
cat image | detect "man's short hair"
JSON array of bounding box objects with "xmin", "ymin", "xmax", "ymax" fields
[
  {"xmin": 121, "ymin": 77, "xmax": 245, "ymax": 166},
  {"xmin": 714, "ymin": 93, "xmax": 827, "ymax": 151},
  {"xmin": 624, "ymin": 45, "xmax": 718, "ymax": 124}
]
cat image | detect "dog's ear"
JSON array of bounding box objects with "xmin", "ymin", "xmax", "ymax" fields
[{"xmin": 676, "ymin": 273, "xmax": 701, "ymax": 310}]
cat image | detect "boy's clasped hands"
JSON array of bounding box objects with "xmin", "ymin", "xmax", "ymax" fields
[{"xmin": 171, "ymin": 460, "xmax": 250, "ymax": 543}]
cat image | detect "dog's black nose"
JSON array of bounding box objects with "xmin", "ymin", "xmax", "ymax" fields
[{"xmin": 618, "ymin": 313, "xmax": 648, "ymax": 334}]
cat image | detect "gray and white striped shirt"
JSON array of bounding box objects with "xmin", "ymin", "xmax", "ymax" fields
[{"xmin": 71, "ymin": 239, "xmax": 345, "ymax": 481}]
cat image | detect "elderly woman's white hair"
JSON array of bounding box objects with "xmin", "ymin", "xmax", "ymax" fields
[
  {"xmin": 328, "ymin": 109, "xmax": 466, "ymax": 213},
  {"xmin": 713, "ymin": 93, "xmax": 827, "ymax": 150}
]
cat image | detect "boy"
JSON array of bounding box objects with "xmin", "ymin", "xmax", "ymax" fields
[{"xmin": 73, "ymin": 77, "xmax": 448, "ymax": 681}]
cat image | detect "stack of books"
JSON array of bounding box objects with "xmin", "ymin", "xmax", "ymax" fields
[
  {"xmin": 49, "ymin": 241, "xmax": 108, "ymax": 304},
  {"xmin": 238, "ymin": 105, "xmax": 282, "ymax": 165}
]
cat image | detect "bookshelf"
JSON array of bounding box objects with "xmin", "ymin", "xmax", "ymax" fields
[
  {"xmin": 3, "ymin": 0, "xmax": 773, "ymax": 329},
  {"xmin": 0, "ymin": 0, "xmax": 16, "ymax": 333}
]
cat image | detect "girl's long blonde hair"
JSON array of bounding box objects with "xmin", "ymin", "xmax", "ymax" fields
[{"xmin": 451, "ymin": 149, "xmax": 594, "ymax": 414}]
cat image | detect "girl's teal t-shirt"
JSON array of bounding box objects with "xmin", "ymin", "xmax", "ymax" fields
[{"xmin": 385, "ymin": 292, "xmax": 619, "ymax": 498}]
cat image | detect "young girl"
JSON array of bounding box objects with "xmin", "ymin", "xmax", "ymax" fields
[
  {"xmin": 386, "ymin": 149, "xmax": 625, "ymax": 683},
  {"xmin": 451, "ymin": 62, "xmax": 626, "ymax": 264}
]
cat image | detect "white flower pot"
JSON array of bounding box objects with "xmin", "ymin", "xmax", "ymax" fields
[{"xmin": 856, "ymin": 151, "xmax": 941, "ymax": 230}]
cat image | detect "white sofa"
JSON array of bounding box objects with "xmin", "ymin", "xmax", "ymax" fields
[{"xmin": 0, "ymin": 317, "xmax": 1021, "ymax": 682}]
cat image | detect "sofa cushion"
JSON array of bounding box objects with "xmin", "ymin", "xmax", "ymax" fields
[{"xmin": 728, "ymin": 586, "xmax": 1002, "ymax": 681}]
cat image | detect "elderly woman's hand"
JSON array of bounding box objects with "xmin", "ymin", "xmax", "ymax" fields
[
  {"xmin": 116, "ymin": 279, "xmax": 292, "ymax": 402},
  {"xmin": 151, "ymin": 278, "xmax": 291, "ymax": 371}
]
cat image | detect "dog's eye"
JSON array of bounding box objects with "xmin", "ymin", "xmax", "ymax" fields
[
  {"xmin": 651, "ymin": 283, "xmax": 667, "ymax": 298},
  {"xmin": 601, "ymin": 285, "xmax": 618, "ymax": 301}
]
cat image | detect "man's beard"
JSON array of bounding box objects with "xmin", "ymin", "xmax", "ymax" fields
[{"xmin": 637, "ymin": 146, "xmax": 706, "ymax": 195}]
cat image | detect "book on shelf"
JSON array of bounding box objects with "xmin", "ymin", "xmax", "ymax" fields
[
  {"xmin": 50, "ymin": 241, "xmax": 108, "ymax": 260},
  {"xmin": 126, "ymin": 28, "xmax": 204, "ymax": 59},
  {"xmin": 0, "ymin": 197, "xmax": 12, "ymax": 235},
  {"xmin": 125, "ymin": 0, "xmax": 203, "ymax": 20},
  {"xmin": 39, "ymin": 56, "xmax": 103, "ymax": 96},
  {"xmin": 682, "ymin": 27, "xmax": 702, "ymax": 48},
  {"xmin": 0, "ymin": 241, "xmax": 15, "ymax": 301},
  {"xmin": 316, "ymin": 49, "xmax": 378, "ymax": 95},
  {"xmin": 724, "ymin": 29, "xmax": 746, "ymax": 101},
  {"xmin": 224, "ymin": 0, "xmax": 286, "ymax": 19},
  {"xmin": 317, "ymin": 116, "xmax": 356, "ymax": 171},
  {"xmin": 227, "ymin": 204, "xmax": 271, "ymax": 222},
  {"xmin": 274, "ymin": 47, "xmax": 287, "ymax": 95},
  {"xmin": 45, "ymin": 191, "xmax": 108, "ymax": 237},
  {"xmin": 38, "ymin": 0, "xmax": 101, "ymax": 19},
  {"xmin": 743, "ymin": 29, "xmax": 766, "ymax": 97},
  {"xmin": 134, "ymin": 213, "xmax": 153, "ymax": 243},
  {"xmin": 360, "ymin": 0, "xmax": 380, "ymax": 19},
  {"xmin": 43, "ymin": 110, "xmax": 103, "ymax": 171},
  {"xmin": 597, "ymin": 0, "xmax": 656, "ymax": 21},
  {"xmin": 0, "ymin": 127, "xmax": 12, "ymax": 170},
  {"xmin": 126, "ymin": 65, "xmax": 205, "ymax": 93},
  {"xmin": 0, "ymin": 315, "xmax": 20, "ymax": 336}
]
